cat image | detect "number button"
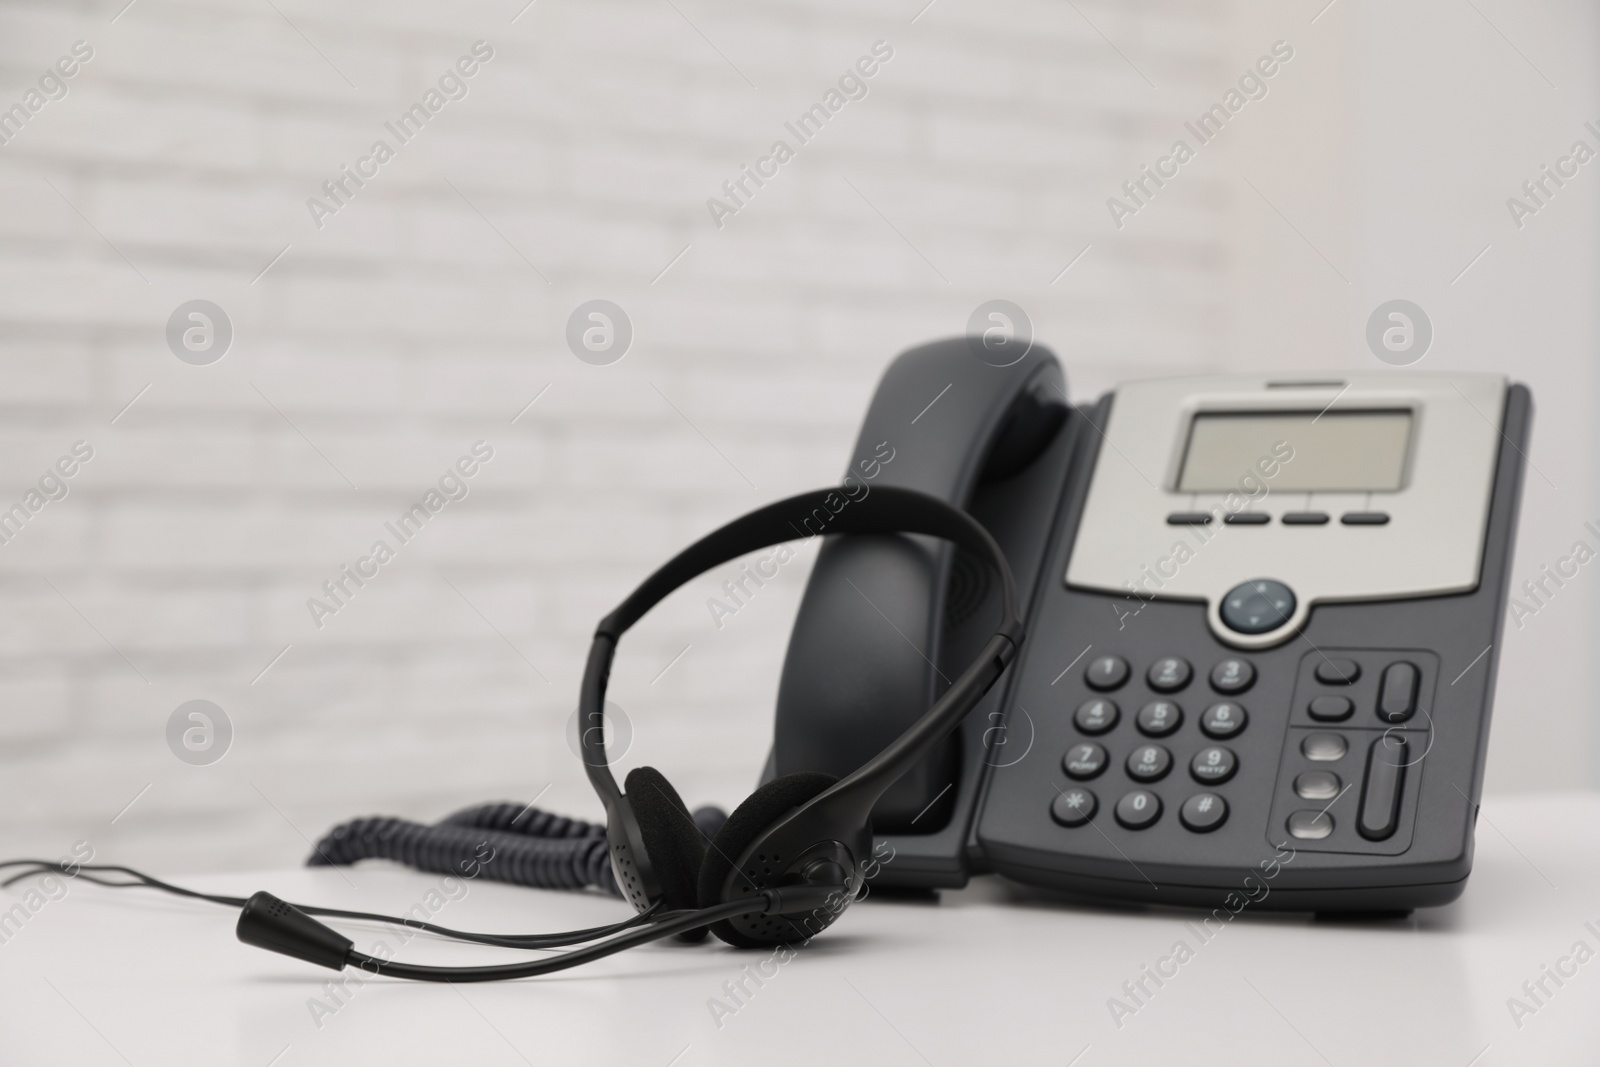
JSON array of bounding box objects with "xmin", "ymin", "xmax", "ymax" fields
[
  {"xmin": 1136, "ymin": 701, "xmax": 1183, "ymax": 737},
  {"xmin": 1085, "ymin": 655, "xmax": 1130, "ymax": 691},
  {"xmin": 1074, "ymin": 699, "xmax": 1120, "ymax": 735},
  {"xmin": 1209, "ymin": 658, "xmax": 1255, "ymax": 694},
  {"xmin": 1189, "ymin": 746, "xmax": 1237, "ymax": 784},
  {"xmin": 1114, "ymin": 790, "xmax": 1162, "ymax": 829},
  {"xmin": 1180, "ymin": 793, "xmax": 1228, "ymax": 832},
  {"xmin": 1146, "ymin": 657, "xmax": 1192, "ymax": 692},
  {"xmin": 1125, "ymin": 744, "xmax": 1172, "ymax": 782},
  {"xmin": 1063, "ymin": 742, "xmax": 1108, "ymax": 780},
  {"xmin": 1051, "ymin": 788, "xmax": 1098, "ymax": 827},
  {"xmin": 1200, "ymin": 702, "xmax": 1247, "ymax": 739}
]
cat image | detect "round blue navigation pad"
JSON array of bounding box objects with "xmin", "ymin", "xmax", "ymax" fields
[{"xmin": 1221, "ymin": 579, "xmax": 1296, "ymax": 634}]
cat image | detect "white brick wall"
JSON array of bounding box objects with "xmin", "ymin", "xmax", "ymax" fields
[{"xmin": 0, "ymin": 0, "xmax": 1592, "ymax": 876}]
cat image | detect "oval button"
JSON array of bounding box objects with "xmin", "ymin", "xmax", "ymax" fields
[{"xmin": 1301, "ymin": 733, "xmax": 1348, "ymax": 761}]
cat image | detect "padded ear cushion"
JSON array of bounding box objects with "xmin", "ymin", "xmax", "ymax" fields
[
  {"xmin": 697, "ymin": 771, "xmax": 839, "ymax": 948},
  {"xmin": 624, "ymin": 767, "xmax": 709, "ymax": 938}
]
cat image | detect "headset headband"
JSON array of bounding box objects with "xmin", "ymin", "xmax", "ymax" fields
[{"xmin": 579, "ymin": 485, "xmax": 1022, "ymax": 820}]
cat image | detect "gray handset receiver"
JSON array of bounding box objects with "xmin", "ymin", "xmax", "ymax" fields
[{"xmin": 768, "ymin": 340, "xmax": 1530, "ymax": 911}]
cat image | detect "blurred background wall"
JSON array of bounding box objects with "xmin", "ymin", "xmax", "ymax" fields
[{"xmin": 0, "ymin": 0, "xmax": 1593, "ymax": 873}]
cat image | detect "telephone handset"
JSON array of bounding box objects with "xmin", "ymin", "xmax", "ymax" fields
[{"xmin": 772, "ymin": 339, "xmax": 1531, "ymax": 910}]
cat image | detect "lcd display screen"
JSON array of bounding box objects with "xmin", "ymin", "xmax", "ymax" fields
[{"xmin": 1177, "ymin": 410, "xmax": 1412, "ymax": 493}]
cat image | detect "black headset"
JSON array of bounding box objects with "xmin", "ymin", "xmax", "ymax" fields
[
  {"xmin": 1, "ymin": 485, "xmax": 1022, "ymax": 980},
  {"xmin": 579, "ymin": 484, "xmax": 1022, "ymax": 949}
]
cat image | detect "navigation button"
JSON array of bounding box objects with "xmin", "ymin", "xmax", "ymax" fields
[
  {"xmin": 1342, "ymin": 511, "xmax": 1391, "ymax": 525},
  {"xmin": 1220, "ymin": 579, "xmax": 1296, "ymax": 635},
  {"xmin": 1167, "ymin": 512, "xmax": 1213, "ymax": 525},
  {"xmin": 1223, "ymin": 512, "xmax": 1270, "ymax": 525},
  {"xmin": 1281, "ymin": 512, "xmax": 1330, "ymax": 525}
]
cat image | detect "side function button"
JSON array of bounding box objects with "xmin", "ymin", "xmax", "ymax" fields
[
  {"xmin": 1358, "ymin": 735, "xmax": 1408, "ymax": 840},
  {"xmin": 1281, "ymin": 511, "xmax": 1329, "ymax": 525},
  {"xmin": 1301, "ymin": 733, "xmax": 1348, "ymax": 761},
  {"xmin": 1126, "ymin": 744, "xmax": 1172, "ymax": 782},
  {"xmin": 1167, "ymin": 512, "xmax": 1213, "ymax": 526},
  {"xmin": 1147, "ymin": 657, "xmax": 1192, "ymax": 692},
  {"xmin": 1294, "ymin": 771, "xmax": 1340, "ymax": 800},
  {"xmin": 1200, "ymin": 702, "xmax": 1247, "ymax": 738},
  {"xmin": 1313, "ymin": 658, "xmax": 1361, "ymax": 685},
  {"xmin": 1342, "ymin": 511, "xmax": 1391, "ymax": 525},
  {"xmin": 1308, "ymin": 695, "xmax": 1354, "ymax": 722},
  {"xmin": 1180, "ymin": 793, "xmax": 1228, "ymax": 832},
  {"xmin": 1085, "ymin": 655, "xmax": 1130, "ymax": 691},
  {"xmin": 1063, "ymin": 743, "xmax": 1108, "ymax": 780},
  {"xmin": 1136, "ymin": 701, "xmax": 1183, "ymax": 737},
  {"xmin": 1378, "ymin": 662, "xmax": 1419, "ymax": 723},
  {"xmin": 1287, "ymin": 810, "xmax": 1334, "ymax": 839},
  {"xmin": 1220, "ymin": 579, "xmax": 1296, "ymax": 635},
  {"xmin": 1074, "ymin": 699, "xmax": 1120, "ymax": 735},
  {"xmin": 1209, "ymin": 658, "xmax": 1255, "ymax": 694},
  {"xmin": 1114, "ymin": 790, "xmax": 1162, "ymax": 829},
  {"xmin": 1190, "ymin": 746, "xmax": 1237, "ymax": 784},
  {"xmin": 1223, "ymin": 512, "xmax": 1270, "ymax": 525},
  {"xmin": 1051, "ymin": 788, "xmax": 1098, "ymax": 827}
]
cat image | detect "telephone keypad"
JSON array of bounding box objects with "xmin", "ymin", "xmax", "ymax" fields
[
  {"xmin": 1125, "ymin": 744, "xmax": 1173, "ymax": 782},
  {"xmin": 1114, "ymin": 790, "xmax": 1162, "ymax": 829},
  {"xmin": 1147, "ymin": 657, "xmax": 1192, "ymax": 692},
  {"xmin": 1084, "ymin": 655, "xmax": 1130, "ymax": 691},
  {"xmin": 1062, "ymin": 743, "xmax": 1108, "ymax": 780},
  {"xmin": 1074, "ymin": 698, "xmax": 1119, "ymax": 734},
  {"xmin": 1189, "ymin": 746, "xmax": 1236, "ymax": 784},
  {"xmin": 1199, "ymin": 702, "xmax": 1247, "ymax": 738},
  {"xmin": 1135, "ymin": 701, "xmax": 1182, "ymax": 736}
]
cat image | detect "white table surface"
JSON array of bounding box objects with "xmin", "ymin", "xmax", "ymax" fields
[{"xmin": 2, "ymin": 793, "xmax": 1597, "ymax": 1067}]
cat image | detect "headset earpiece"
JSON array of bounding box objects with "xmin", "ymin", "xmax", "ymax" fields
[
  {"xmin": 697, "ymin": 772, "xmax": 839, "ymax": 947},
  {"xmin": 621, "ymin": 767, "xmax": 708, "ymax": 937}
]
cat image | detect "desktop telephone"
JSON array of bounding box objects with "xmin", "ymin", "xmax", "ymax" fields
[
  {"xmin": 4, "ymin": 336, "xmax": 1531, "ymax": 982},
  {"xmin": 769, "ymin": 338, "xmax": 1529, "ymax": 912}
]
